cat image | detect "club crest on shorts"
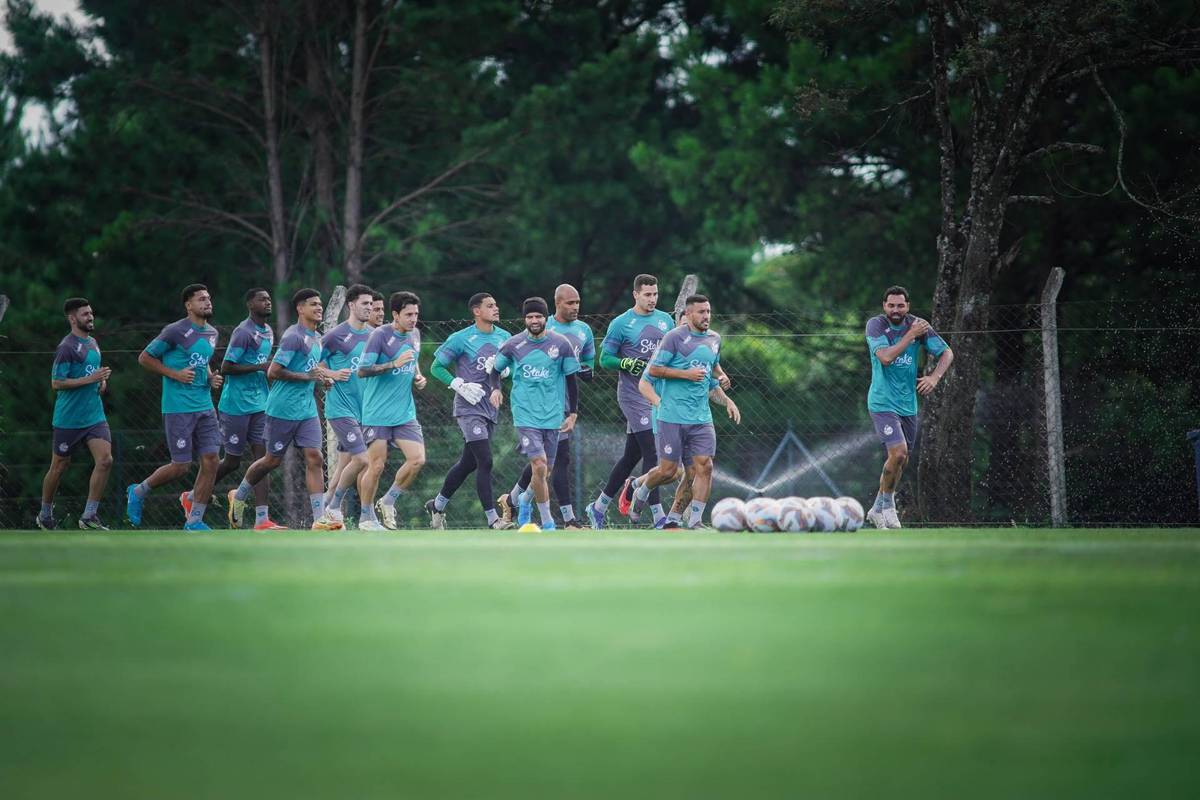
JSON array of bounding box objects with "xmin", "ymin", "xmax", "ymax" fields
[
  {"xmin": 58, "ymin": 443, "xmax": 69, "ymax": 452},
  {"xmin": 229, "ymin": 434, "xmax": 239, "ymax": 445},
  {"xmin": 522, "ymin": 437, "xmax": 530, "ymax": 446},
  {"xmin": 473, "ymin": 426, "xmax": 483, "ymax": 435},
  {"xmin": 883, "ymin": 425, "xmax": 894, "ymax": 436},
  {"xmin": 664, "ymin": 444, "xmax": 673, "ymax": 455},
  {"xmin": 640, "ymin": 416, "xmax": 650, "ymax": 426},
  {"xmin": 176, "ymin": 438, "xmax": 187, "ymax": 449},
  {"xmin": 366, "ymin": 428, "xmax": 375, "ymax": 437},
  {"xmin": 347, "ymin": 432, "xmax": 357, "ymax": 442},
  {"xmin": 274, "ymin": 441, "xmax": 284, "ymax": 451}
]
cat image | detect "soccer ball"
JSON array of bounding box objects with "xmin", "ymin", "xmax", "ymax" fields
[
  {"xmin": 518, "ymin": 523, "xmax": 541, "ymax": 533},
  {"xmin": 777, "ymin": 497, "xmax": 814, "ymax": 532},
  {"xmin": 837, "ymin": 497, "xmax": 865, "ymax": 531},
  {"xmin": 743, "ymin": 497, "xmax": 782, "ymax": 532},
  {"xmin": 711, "ymin": 497, "xmax": 747, "ymax": 532},
  {"xmin": 808, "ymin": 497, "xmax": 844, "ymax": 532}
]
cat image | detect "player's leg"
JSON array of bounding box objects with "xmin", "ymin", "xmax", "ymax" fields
[
  {"xmin": 528, "ymin": 455, "xmax": 550, "ymax": 525},
  {"xmin": 78, "ymin": 433, "xmax": 114, "ymax": 529},
  {"xmin": 551, "ymin": 437, "xmax": 578, "ymax": 526},
  {"xmin": 246, "ymin": 442, "xmax": 281, "ymax": 529},
  {"xmin": 500, "ymin": 463, "xmax": 534, "ymax": 525},
  {"xmin": 588, "ymin": 432, "xmax": 641, "ymax": 527},
  {"xmin": 372, "ymin": 436, "xmax": 425, "ymax": 530},
  {"xmin": 183, "ymin": 412, "xmax": 222, "ymax": 530},
  {"xmin": 358, "ymin": 439, "xmax": 389, "ymax": 517},
  {"xmin": 38, "ymin": 447, "xmax": 72, "ymax": 529},
  {"xmin": 229, "ymin": 414, "xmax": 289, "ymax": 528},
  {"xmin": 867, "ymin": 412, "xmax": 908, "ymax": 530},
  {"xmin": 469, "ymin": 438, "xmax": 504, "ymax": 528},
  {"xmin": 429, "ymin": 441, "xmax": 475, "ymax": 528},
  {"xmin": 322, "ymin": 449, "xmax": 351, "ymax": 508},
  {"xmin": 628, "ymin": 422, "xmax": 685, "ymax": 522},
  {"xmin": 303, "ymin": 445, "xmax": 337, "ymax": 529},
  {"xmin": 127, "ymin": 413, "xmax": 197, "ymax": 527},
  {"xmin": 632, "ymin": 429, "xmax": 665, "ymax": 522},
  {"xmin": 660, "ymin": 464, "xmax": 691, "ymax": 529},
  {"xmin": 686, "ymin": 455, "xmax": 714, "ymax": 529}
]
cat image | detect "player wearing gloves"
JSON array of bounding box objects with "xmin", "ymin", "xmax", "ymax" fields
[{"xmin": 425, "ymin": 292, "xmax": 513, "ymax": 529}]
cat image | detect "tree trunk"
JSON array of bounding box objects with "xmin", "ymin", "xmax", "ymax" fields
[
  {"xmin": 341, "ymin": 0, "xmax": 369, "ymax": 284},
  {"xmin": 304, "ymin": 0, "xmax": 339, "ymax": 275}
]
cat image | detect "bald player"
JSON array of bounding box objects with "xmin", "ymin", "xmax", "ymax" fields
[{"xmin": 497, "ymin": 284, "xmax": 595, "ymax": 527}]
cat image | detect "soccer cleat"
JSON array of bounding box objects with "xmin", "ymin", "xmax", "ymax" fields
[
  {"xmin": 375, "ymin": 499, "xmax": 398, "ymax": 530},
  {"xmin": 686, "ymin": 523, "xmax": 712, "ymax": 531},
  {"xmin": 541, "ymin": 520, "xmax": 557, "ymax": 531},
  {"xmin": 866, "ymin": 508, "xmax": 889, "ymax": 530},
  {"xmin": 253, "ymin": 518, "xmax": 287, "ymax": 531},
  {"xmin": 585, "ymin": 502, "xmax": 606, "ymax": 529},
  {"xmin": 312, "ymin": 512, "xmax": 344, "ymax": 531},
  {"xmin": 489, "ymin": 518, "xmax": 515, "ymax": 530},
  {"xmin": 882, "ymin": 508, "xmax": 902, "ymax": 529},
  {"xmin": 617, "ymin": 478, "xmax": 634, "ymax": 516},
  {"xmin": 125, "ymin": 484, "xmax": 143, "ymax": 527},
  {"xmin": 424, "ymin": 498, "xmax": 446, "ymax": 530},
  {"xmin": 78, "ymin": 516, "xmax": 109, "ymax": 531},
  {"xmin": 183, "ymin": 520, "xmax": 212, "ymax": 531},
  {"xmin": 655, "ymin": 518, "xmax": 682, "ymax": 530},
  {"xmin": 564, "ymin": 518, "xmax": 585, "ymax": 529},
  {"xmin": 35, "ymin": 515, "xmax": 57, "ymax": 531},
  {"xmin": 627, "ymin": 490, "xmax": 646, "ymax": 523},
  {"xmin": 358, "ymin": 519, "xmax": 386, "ymax": 531},
  {"xmin": 179, "ymin": 491, "xmax": 193, "ymax": 518},
  {"xmin": 496, "ymin": 494, "xmax": 515, "ymax": 524},
  {"xmin": 227, "ymin": 489, "xmax": 246, "ymax": 529},
  {"xmin": 516, "ymin": 494, "xmax": 533, "ymax": 527}
]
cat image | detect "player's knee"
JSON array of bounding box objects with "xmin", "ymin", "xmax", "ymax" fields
[
  {"xmin": 96, "ymin": 452, "xmax": 114, "ymax": 470},
  {"xmin": 692, "ymin": 458, "xmax": 713, "ymax": 478},
  {"xmin": 199, "ymin": 453, "xmax": 219, "ymax": 469},
  {"xmin": 408, "ymin": 452, "xmax": 426, "ymax": 470},
  {"xmin": 303, "ymin": 449, "xmax": 323, "ymax": 468},
  {"xmin": 888, "ymin": 447, "xmax": 909, "ymax": 466},
  {"xmin": 351, "ymin": 452, "xmax": 369, "ymax": 469}
]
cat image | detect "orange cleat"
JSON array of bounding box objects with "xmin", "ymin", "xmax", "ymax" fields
[{"xmin": 253, "ymin": 518, "xmax": 288, "ymax": 531}]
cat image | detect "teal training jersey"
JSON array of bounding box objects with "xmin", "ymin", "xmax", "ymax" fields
[
  {"xmin": 321, "ymin": 321, "xmax": 372, "ymax": 421},
  {"xmin": 359, "ymin": 325, "xmax": 420, "ymax": 427},
  {"xmin": 266, "ymin": 323, "xmax": 322, "ymax": 421},
  {"xmin": 865, "ymin": 314, "xmax": 948, "ymax": 416},
  {"xmin": 433, "ymin": 324, "xmax": 511, "ymax": 421},
  {"xmin": 144, "ymin": 318, "xmax": 219, "ymax": 413},
  {"xmin": 494, "ymin": 330, "xmax": 580, "ymax": 430},
  {"xmin": 651, "ymin": 326, "xmax": 722, "ymax": 425},
  {"xmin": 218, "ymin": 318, "xmax": 274, "ymax": 415},
  {"xmin": 51, "ymin": 334, "xmax": 105, "ymax": 428},
  {"xmin": 546, "ymin": 317, "xmax": 595, "ymax": 368},
  {"xmin": 600, "ymin": 308, "xmax": 674, "ymax": 407}
]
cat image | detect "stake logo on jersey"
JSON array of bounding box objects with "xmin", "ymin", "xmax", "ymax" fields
[
  {"xmin": 494, "ymin": 330, "xmax": 580, "ymax": 430},
  {"xmin": 433, "ymin": 324, "xmax": 511, "ymax": 421},
  {"xmin": 864, "ymin": 314, "xmax": 948, "ymax": 417},
  {"xmin": 219, "ymin": 318, "xmax": 274, "ymax": 415},
  {"xmin": 51, "ymin": 334, "xmax": 106, "ymax": 429},
  {"xmin": 601, "ymin": 308, "xmax": 674, "ymax": 409},
  {"xmin": 321, "ymin": 321, "xmax": 372, "ymax": 421},
  {"xmin": 360, "ymin": 326, "xmax": 420, "ymax": 427},
  {"xmin": 143, "ymin": 318, "xmax": 220, "ymax": 413},
  {"xmin": 266, "ymin": 323, "xmax": 323, "ymax": 421},
  {"xmin": 650, "ymin": 326, "xmax": 723, "ymax": 425}
]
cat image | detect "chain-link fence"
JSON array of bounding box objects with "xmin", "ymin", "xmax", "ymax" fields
[{"xmin": 1, "ymin": 302, "xmax": 1197, "ymax": 528}]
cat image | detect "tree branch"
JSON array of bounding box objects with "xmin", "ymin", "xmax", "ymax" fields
[{"xmin": 1021, "ymin": 142, "xmax": 1104, "ymax": 164}]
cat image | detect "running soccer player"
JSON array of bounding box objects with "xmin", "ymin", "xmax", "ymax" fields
[
  {"xmin": 498, "ymin": 283, "xmax": 594, "ymax": 528},
  {"xmin": 584, "ymin": 274, "xmax": 674, "ymax": 528},
  {"xmin": 193, "ymin": 288, "xmax": 284, "ymax": 529},
  {"xmin": 357, "ymin": 291, "xmax": 427, "ymax": 531},
  {"xmin": 38, "ymin": 298, "xmax": 113, "ymax": 530},
  {"xmin": 227, "ymin": 289, "xmax": 334, "ymax": 529},
  {"xmin": 627, "ymin": 295, "xmax": 740, "ymax": 528},
  {"xmin": 125, "ymin": 284, "xmax": 224, "ymax": 530},
  {"xmin": 313, "ymin": 284, "xmax": 374, "ymax": 530},
  {"xmin": 425, "ymin": 292, "xmax": 512, "ymax": 530},
  {"xmin": 864, "ymin": 285, "xmax": 954, "ymax": 529},
  {"xmin": 492, "ymin": 297, "xmax": 580, "ymax": 530}
]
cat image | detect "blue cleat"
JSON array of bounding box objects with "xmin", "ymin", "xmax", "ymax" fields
[
  {"xmin": 125, "ymin": 484, "xmax": 143, "ymax": 527},
  {"xmin": 516, "ymin": 491, "xmax": 533, "ymax": 527},
  {"xmin": 183, "ymin": 520, "xmax": 212, "ymax": 531},
  {"xmin": 541, "ymin": 520, "xmax": 557, "ymax": 531},
  {"xmin": 586, "ymin": 502, "xmax": 606, "ymax": 529},
  {"xmin": 655, "ymin": 518, "xmax": 681, "ymax": 530}
]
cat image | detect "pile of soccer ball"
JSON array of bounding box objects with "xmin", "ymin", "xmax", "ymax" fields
[{"xmin": 709, "ymin": 496, "xmax": 865, "ymax": 532}]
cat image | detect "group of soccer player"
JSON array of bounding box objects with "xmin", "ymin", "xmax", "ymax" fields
[{"xmin": 37, "ymin": 277, "xmax": 950, "ymax": 532}]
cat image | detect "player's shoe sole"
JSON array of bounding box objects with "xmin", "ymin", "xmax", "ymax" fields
[
  {"xmin": 312, "ymin": 513, "xmax": 345, "ymax": 531},
  {"xmin": 489, "ymin": 519, "xmax": 515, "ymax": 530},
  {"xmin": 424, "ymin": 499, "xmax": 446, "ymax": 530},
  {"xmin": 179, "ymin": 491, "xmax": 193, "ymax": 518},
  {"xmin": 183, "ymin": 521, "xmax": 212, "ymax": 531},
  {"xmin": 496, "ymin": 494, "xmax": 515, "ymax": 525},
  {"xmin": 252, "ymin": 519, "xmax": 287, "ymax": 531},
  {"xmin": 617, "ymin": 478, "xmax": 634, "ymax": 516},
  {"xmin": 540, "ymin": 521, "xmax": 557, "ymax": 531},
  {"xmin": 227, "ymin": 489, "xmax": 246, "ymax": 529},
  {"xmin": 358, "ymin": 520, "xmax": 386, "ymax": 531},
  {"xmin": 78, "ymin": 517, "xmax": 109, "ymax": 531},
  {"xmin": 564, "ymin": 519, "xmax": 584, "ymax": 529},
  {"xmin": 882, "ymin": 508, "xmax": 902, "ymax": 529}
]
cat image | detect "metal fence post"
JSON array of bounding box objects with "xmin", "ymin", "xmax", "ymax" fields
[
  {"xmin": 1188, "ymin": 430, "xmax": 1200, "ymax": 520},
  {"xmin": 1041, "ymin": 268, "xmax": 1068, "ymax": 527}
]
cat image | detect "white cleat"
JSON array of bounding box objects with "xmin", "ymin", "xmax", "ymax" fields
[
  {"xmin": 312, "ymin": 511, "xmax": 345, "ymax": 531},
  {"xmin": 358, "ymin": 519, "xmax": 386, "ymax": 531},
  {"xmin": 375, "ymin": 499, "xmax": 398, "ymax": 530},
  {"xmin": 424, "ymin": 498, "xmax": 446, "ymax": 530},
  {"xmin": 866, "ymin": 508, "xmax": 889, "ymax": 530},
  {"xmin": 882, "ymin": 508, "xmax": 902, "ymax": 529}
]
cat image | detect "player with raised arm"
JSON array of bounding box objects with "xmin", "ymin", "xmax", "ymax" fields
[
  {"xmin": 491, "ymin": 298, "xmax": 581, "ymax": 530},
  {"xmin": 313, "ymin": 284, "xmax": 374, "ymax": 530},
  {"xmin": 227, "ymin": 289, "xmax": 334, "ymax": 529},
  {"xmin": 864, "ymin": 285, "xmax": 954, "ymax": 529},
  {"xmin": 356, "ymin": 291, "xmax": 428, "ymax": 531},
  {"xmin": 627, "ymin": 295, "xmax": 740, "ymax": 529},
  {"xmin": 584, "ymin": 274, "xmax": 674, "ymax": 528},
  {"xmin": 498, "ymin": 284, "xmax": 594, "ymax": 528},
  {"xmin": 424, "ymin": 293, "xmax": 513, "ymax": 530},
  {"xmin": 38, "ymin": 298, "xmax": 114, "ymax": 530},
  {"xmin": 125, "ymin": 284, "xmax": 224, "ymax": 530}
]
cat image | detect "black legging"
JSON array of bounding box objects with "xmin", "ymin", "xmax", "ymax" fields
[
  {"xmin": 601, "ymin": 429, "xmax": 660, "ymax": 505},
  {"xmin": 438, "ymin": 439, "xmax": 495, "ymax": 512},
  {"xmin": 517, "ymin": 438, "xmax": 572, "ymax": 506}
]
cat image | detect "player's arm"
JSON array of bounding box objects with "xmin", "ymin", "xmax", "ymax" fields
[
  {"xmin": 220, "ymin": 338, "xmax": 264, "ymax": 376},
  {"xmin": 638, "ymin": 375, "xmax": 660, "ymax": 407},
  {"xmin": 712, "ymin": 362, "xmax": 730, "ymax": 390},
  {"xmin": 917, "ymin": 335, "xmax": 954, "ymax": 395},
  {"xmin": 267, "ymin": 361, "xmax": 323, "ymax": 383},
  {"xmin": 647, "ymin": 362, "xmax": 707, "ymax": 382},
  {"xmin": 708, "ymin": 384, "xmax": 741, "ymax": 424},
  {"xmin": 578, "ymin": 331, "xmax": 596, "ymax": 382},
  {"xmin": 139, "ymin": 337, "xmax": 193, "ymax": 384},
  {"xmin": 50, "ymin": 349, "xmax": 110, "ymax": 390},
  {"xmin": 599, "ymin": 319, "xmax": 646, "ymax": 376},
  {"xmin": 560, "ymin": 371, "xmax": 580, "ymax": 433},
  {"xmin": 873, "ymin": 319, "xmax": 929, "ymax": 366}
]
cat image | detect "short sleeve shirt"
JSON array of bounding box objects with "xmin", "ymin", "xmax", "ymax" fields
[
  {"xmin": 651, "ymin": 326, "xmax": 722, "ymax": 425},
  {"xmin": 218, "ymin": 318, "xmax": 274, "ymax": 415},
  {"xmin": 320, "ymin": 321, "xmax": 372, "ymax": 421},
  {"xmin": 601, "ymin": 308, "xmax": 673, "ymax": 407},
  {"xmin": 144, "ymin": 318, "xmax": 219, "ymax": 413},
  {"xmin": 433, "ymin": 324, "xmax": 511, "ymax": 421},
  {"xmin": 359, "ymin": 325, "xmax": 420, "ymax": 427},
  {"xmin": 266, "ymin": 323, "xmax": 322, "ymax": 421},
  {"xmin": 865, "ymin": 314, "xmax": 948, "ymax": 416},
  {"xmin": 51, "ymin": 335, "xmax": 105, "ymax": 429},
  {"xmin": 494, "ymin": 331, "xmax": 580, "ymax": 430}
]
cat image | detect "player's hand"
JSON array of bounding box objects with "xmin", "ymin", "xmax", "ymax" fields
[
  {"xmin": 560, "ymin": 413, "xmax": 577, "ymax": 434},
  {"xmin": 99, "ymin": 380, "xmax": 108, "ymax": 395},
  {"xmin": 725, "ymin": 399, "xmax": 741, "ymax": 425},
  {"xmin": 450, "ymin": 377, "xmax": 486, "ymax": 405},
  {"xmin": 393, "ymin": 350, "xmax": 415, "ymax": 368},
  {"xmin": 909, "ymin": 318, "xmax": 930, "ymax": 338},
  {"xmin": 174, "ymin": 366, "xmax": 196, "ymax": 384},
  {"xmin": 717, "ymin": 371, "xmax": 731, "ymax": 390},
  {"xmin": 414, "ymin": 373, "xmax": 427, "ymax": 390},
  {"xmin": 917, "ymin": 374, "xmax": 940, "ymax": 396},
  {"xmin": 619, "ymin": 357, "xmax": 647, "ymax": 377},
  {"xmin": 331, "ymin": 367, "xmax": 353, "ymax": 382},
  {"xmin": 490, "ymin": 389, "xmax": 504, "ymax": 409},
  {"xmin": 91, "ymin": 366, "xmax": 112, "ymax": 384},
  {"xmin": 208, "ymin": 372, "xmax": 224, "ymax": 390},
  {"xmin": 578, "ymin": 365, "xmax": 593, "ymax": 383},
  {"xmin": 683, "ymin": 366, "xmax": 707, "ymax": 382}
]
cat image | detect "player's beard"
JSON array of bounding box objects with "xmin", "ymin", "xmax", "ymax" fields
[
  {"xmin": 527, "ymin": 322, "xmax": 545, "ymax": 336},
  {"xmin": 888, "ymin": 312, "xmax": 905, "ymax": 324}
]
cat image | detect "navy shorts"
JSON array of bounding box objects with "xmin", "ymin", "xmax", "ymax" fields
[
  {"xmin": 364, "ymin": 421, "xmax": 424, "ymax": 446},
  {"xmin": 219, "ymin": 411, "xmax": 266, "ymax": 456},
  {"xmin": 517, "ymin": 427, "xmax": 560, "ymax": 466},
  {"xmin": 870, "ymin": 411, "xmax": 918, "ymax": 450},
  {"xmin": 656, "ymin": 421, "xmax": 716, "ymax": 465},
  {"xmin": 456, "ymin": 414, "xmax": 494, "ymax": 443},
  {"xmin": 52, "ymin": 422, "xmax": 111, "ymax": 457},
  {"xmin": 619, "ymin": 399, "xmax": 655, "ymax": 434},
  {"xmin": 328, "ymin": 416, "xmax": 368, "ymax": 455},
  {"xmin": 265, "ymin": 415, "xmax": 323, "ymax": 454},
  {"xmin": 165, "ymin": 410, "xmax": 221, "ymax": 463}
]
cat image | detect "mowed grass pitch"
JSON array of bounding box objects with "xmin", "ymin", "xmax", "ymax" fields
[{"xmin": 2, "ymin": 529, "xmax": 1198, "ymax": 800}]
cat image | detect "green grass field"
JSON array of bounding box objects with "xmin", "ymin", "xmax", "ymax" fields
[{"xmin": 2, "ymin": 528, "xmax": 1198, "ymax": 799}]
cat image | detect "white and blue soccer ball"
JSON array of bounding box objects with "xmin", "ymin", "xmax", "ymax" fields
[
  {"xmin": 711, "ymin": 497, "xmax": 747, "ymax": 532},
  {"xmin": 777, "ymin": 497, "xmax": 814, "ymax": 532},
  {"xmin": 743, "ymin": 497, "xmax": 782, "ymax": 532},
  {"xmin": 837, "ymin": 497, "xmax": 865, "ymax": 531},
  {"xmin": 808, "ymin": 497, "xmax": 844, "ymax": 532}
]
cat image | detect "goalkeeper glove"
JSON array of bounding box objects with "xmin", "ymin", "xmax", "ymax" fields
[
  {"xmin": 619, "ymin": 357, "xmax": 647, "ymax": 377},
  {"xmin": 449, "ymin": 377, "xmax": 486, "ymax": 405}
]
